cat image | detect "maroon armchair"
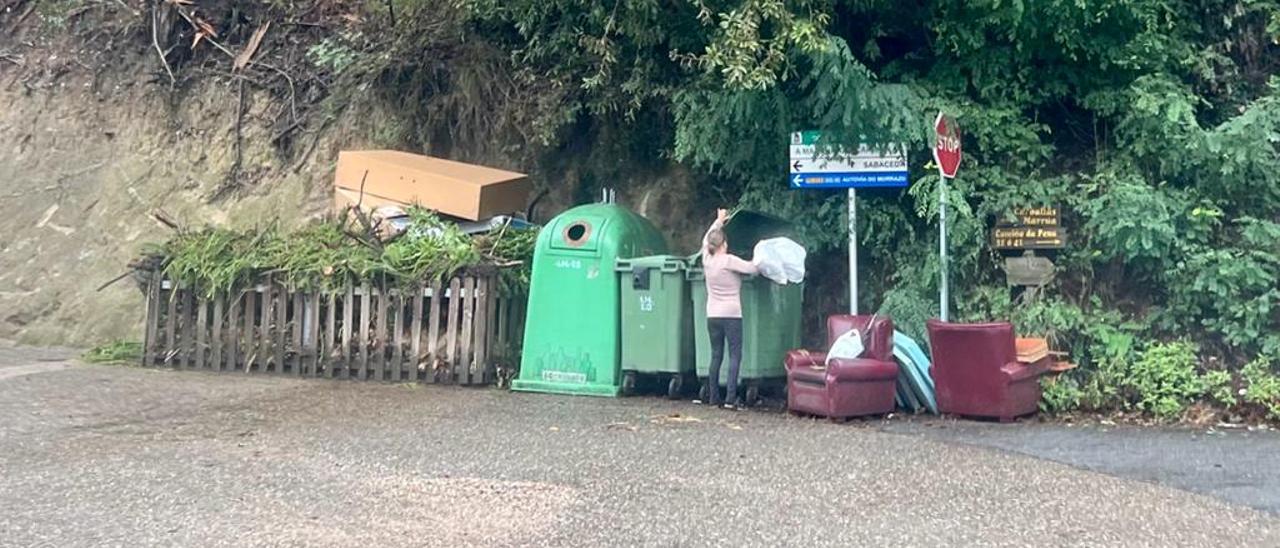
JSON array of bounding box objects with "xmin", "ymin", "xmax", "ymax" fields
[
  {"xmin": 785, "ymin": 315, "xmax": 898, "ymax": 419},
  {"xmin": 926, "ymin": 320, "xmax": 1050, "ymax": 422}
]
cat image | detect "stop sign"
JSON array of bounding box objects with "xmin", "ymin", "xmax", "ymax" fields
[{"xmin": 933, "ymin": 112, "xmax": 962, "ymax": 179}]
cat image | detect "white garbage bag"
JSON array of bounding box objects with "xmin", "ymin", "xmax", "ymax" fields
[
  {"xmin": 752, "ymin": 237, "xmax": 807, "ymax": 284},
  {"xmin": 826, "ymin": 328, "xmax": 866, "ymax": 366}
]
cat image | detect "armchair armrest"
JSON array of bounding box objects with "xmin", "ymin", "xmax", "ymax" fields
[
  {"xmin": 1000, "ymin": 360, "xmax": 1048, "ymax": 383},
  {"xmin": 785, "ymin": 350, "xmax": 826, "ymax": 371},
  {"xmin": 827, "ymin": 358, "xmax": 899, "ymax": 382}
]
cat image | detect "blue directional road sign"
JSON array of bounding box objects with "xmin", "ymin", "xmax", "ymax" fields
[{"xmin": 789, "ymin": 131, "xmax": 909, "ymax": 189}]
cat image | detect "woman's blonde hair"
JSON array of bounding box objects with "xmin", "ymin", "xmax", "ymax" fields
[{"xmin": 706, "ymin": 228, "xmax": 726, "ymax": 255}]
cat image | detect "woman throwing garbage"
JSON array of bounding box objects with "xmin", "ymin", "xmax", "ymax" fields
[{"xmin": 700, "ymin": 208, "xmax": 759, "ymax": 409}]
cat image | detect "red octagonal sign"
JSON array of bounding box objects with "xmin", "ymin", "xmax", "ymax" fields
[{"xmin": 933, "ymin": 112, "xmax": 962, "ymax": 179}]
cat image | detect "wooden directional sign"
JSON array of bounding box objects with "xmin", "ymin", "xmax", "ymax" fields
[
  {"xmin": 998, "ymin": 206, "xmax": 1060, "ymax": 228},
  {"xmin": 992, "ymin": 226, "xmax": 1067, "ymax": 250},
  {"xmin": 993, "ymin": 205, "xmax": 1066, "ymax": 250}
]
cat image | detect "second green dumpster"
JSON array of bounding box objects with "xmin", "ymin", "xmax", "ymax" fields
[
  {"xmin": 617, "ymin": 255, "xmax": 694, "ymax": 398},
  {"xmin": 688, "ymin": 211, "xmax": 804, "ymax": 405}
]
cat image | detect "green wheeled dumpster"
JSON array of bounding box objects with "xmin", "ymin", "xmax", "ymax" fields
[
  {"xmin": 616, "ymin": 255, "xmax": 694, "ymax": 398},
  {"xmin": 688, "ymin": 211, "xmax": 804, "ymax": 405},
  {"xmin": 513, "ymin": 204, "xmax": 667, "ymax": 397}
]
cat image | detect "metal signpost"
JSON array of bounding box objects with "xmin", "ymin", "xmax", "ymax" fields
[
  {"xmin": 789, "ymin": 131, "xmax": 908, "ymax": 315},
  {"xmin": 932, "ymin": 113, "xmax": 962, "ymax": 321}
]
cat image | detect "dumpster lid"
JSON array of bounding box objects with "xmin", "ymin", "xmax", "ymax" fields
[{"xmin": 721, "ymin": 210, "xmax": 796, "ymax": 257}]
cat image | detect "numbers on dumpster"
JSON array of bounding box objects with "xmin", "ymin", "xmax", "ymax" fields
[
  {"xmin": 555, "ymin": 259, "xmax": 583, "ymax": 270},
  {"xmin": 639, "ymin": 295, "xmax": 654, "ymax": 312}
]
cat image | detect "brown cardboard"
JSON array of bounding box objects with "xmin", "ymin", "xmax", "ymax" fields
[{"xmin": 334, "ymin": 150, "xmax": 530, "ymax": 221}]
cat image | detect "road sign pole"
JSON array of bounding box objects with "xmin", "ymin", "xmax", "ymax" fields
[
  {"xmin": 939, "ymin": 175, "xmax": 949, "ymax": 322},
  {"xmin": 932, "ymin": 112, "xmax": 961, "ymax": 322},
  {"xmin": 848, "ymin": 188, "xmax": 857, "ymax": 315}
]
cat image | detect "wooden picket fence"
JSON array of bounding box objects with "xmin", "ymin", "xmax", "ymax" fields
[{"xmin": 141, "ymin": 271, "xmax": 525, "ymax": 385}]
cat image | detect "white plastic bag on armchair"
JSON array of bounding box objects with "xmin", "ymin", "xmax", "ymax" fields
[
  {"xmin": 752, "ymin": 237, "xmax": 807, "ymax": 284},
  {"xmin": 825, "ymin": 329, "xmax": 866, "ymax": 366},
  {"xmin": 824, "ymin": 313, "xmax": 879, "ymax": 366}
]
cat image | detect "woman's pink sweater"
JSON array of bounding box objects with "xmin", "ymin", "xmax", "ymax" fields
[{"xmin": 701, "ymin": 219, "xmax": 759, "ymax": 319}]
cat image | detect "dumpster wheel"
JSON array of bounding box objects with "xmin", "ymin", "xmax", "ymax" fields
[
  {"xmin": 667, "ymin": 375, "xmax": 683, "ymax": 399},
  {"xmin": 621, "ymin": 371, "xmax": 637, "ymax": 396},
  {"xmin": 745, "ymin": 383, "xmax": 761, "ymax": 407}
]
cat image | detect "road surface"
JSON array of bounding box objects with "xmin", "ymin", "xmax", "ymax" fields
[{"xmin": 2, "ymin": 346, "xmax": 1278, "ymax": 546}]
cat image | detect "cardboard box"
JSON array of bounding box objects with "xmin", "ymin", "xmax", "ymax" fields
[
  {"xmin": 334, "ymin": 150, "xmax": 530, "ymax": 221},
  {"xmin": 1015, "ymin": 337, "xmax": 1049, "ymax": 364}
]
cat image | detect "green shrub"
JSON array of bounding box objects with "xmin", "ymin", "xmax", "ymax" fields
[
  {"xmin": 1083, "ymin": 175, "xmax": 1182, "ymax": 271},
  {"xmin": 1070, "ymin": 314, "xmax": 1142, "ymax": 412},
  {"xmin": 1165, "ymin": 218, "xmax": 1280, "ymax": 355},
  {"xmin": 1009, "ymin": 297, "xmax": 1088, "ymax": 358},
  {"xmin": 1126, "ymin": 341, "xmax": 1205, "ymax": 419},
  {"xmin": 1242, "ymin": 358, "xmax": 1280, "ymax": 420},
  {"xmin": 1203, "ymin": 369, "xmax": 1237, "ymax": 408},
  {"xmin": 1078, "ymin": 356, "xmax": 1130, "ymax": 412},
  {"xmin": 1040, "ymin": 375, "xmax": 1084, "ymax": 414}
]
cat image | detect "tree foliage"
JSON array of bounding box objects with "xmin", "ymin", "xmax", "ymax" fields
[{"xmin": 455, "ymin": 0, "xmax": 1280, "ymax": 369}]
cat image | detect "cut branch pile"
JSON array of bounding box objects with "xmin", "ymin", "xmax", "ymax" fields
[{"xmin": 135, "ymin": 207, "xmax": 537, "ymax": 298}]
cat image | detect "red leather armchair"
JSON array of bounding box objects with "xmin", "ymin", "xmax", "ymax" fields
[
  {"xmin": 785, "ymin": 315, "xmax": 898, "ymax": 419},
  {"xmin": 926, "ymin": 320, "xmax": 1050, "ymax": 422}
]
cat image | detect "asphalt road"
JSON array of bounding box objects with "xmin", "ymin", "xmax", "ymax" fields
[
  {"xmin": 2, "ymin": 346, "xmax": 1279, "ymax": 547},
  {"xmin": 883, "ymin": 417, "xmax": 1280, "ymax": 515}
]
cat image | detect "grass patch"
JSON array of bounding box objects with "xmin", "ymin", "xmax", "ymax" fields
[{"xmin": 82, "ymin": 340, "xmax": 143, "ymax": 365}]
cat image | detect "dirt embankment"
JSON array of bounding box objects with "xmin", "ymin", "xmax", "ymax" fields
[
  {"xmin": 0, "ymin": 11, "xmax": 704, "ymax": 346},
  {"xmin": 0, "ymin": 59, "xmax": 331, "ymax": 344}
]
